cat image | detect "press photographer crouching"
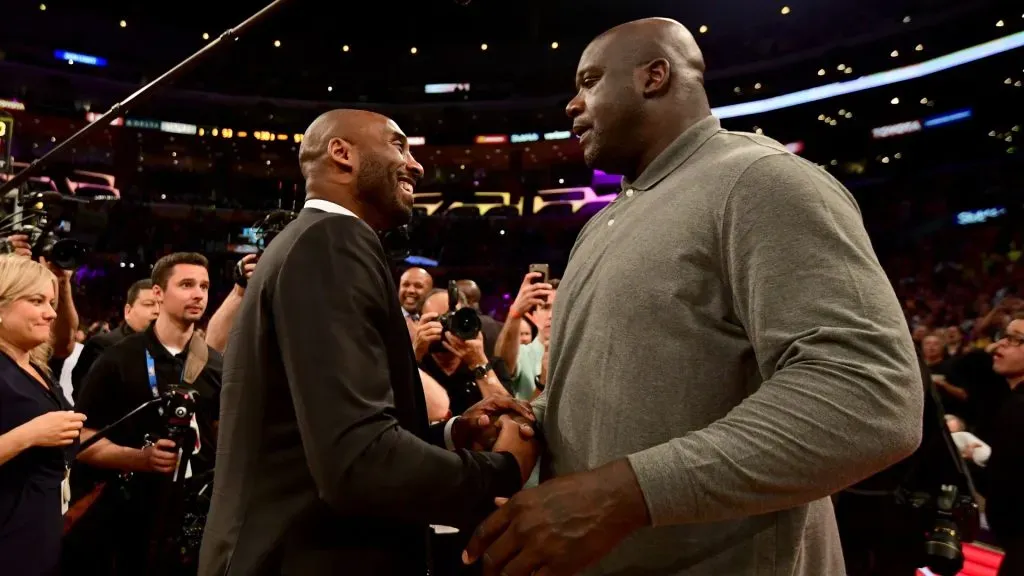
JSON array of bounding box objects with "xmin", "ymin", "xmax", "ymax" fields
[
  {"xmin": 414, "ymin": 282, "xmax": 509, "ymax": 417},
  {"xmin": 63, "ymin": 252, "xmax": 222, "ymax": 576}
]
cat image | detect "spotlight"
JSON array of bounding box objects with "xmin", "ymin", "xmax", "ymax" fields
[{"xmin": 551, "ymin": 41, "xmax": 559, "ymax": 49}]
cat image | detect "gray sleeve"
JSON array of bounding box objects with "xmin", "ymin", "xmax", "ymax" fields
[
  {"xmin": 627, "ymin": 153, "xmax": 922, "ymax": 526},
  {"xmin": 531, "ymin": 389, "xmax": 548, "ymax": 429}
]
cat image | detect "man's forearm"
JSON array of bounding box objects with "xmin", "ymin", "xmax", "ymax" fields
[
  {"xmin": 77, "ymin": 431, "xmax": 148, "ymax": 472},
  {"xmin": 494, "ymin": 316, "xmax": 522, "ymax": 374},
  {"xmin": 206, "ymin": 286, "xmax": 244, "ymax": 353},
  {"xmin": 51, "ymin": 278, "xmax": 78, "ymax": 358}
]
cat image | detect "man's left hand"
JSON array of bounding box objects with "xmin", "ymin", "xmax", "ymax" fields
[
  {"xmin": 463, "ymin": 459, "xmax": 650, "ymax": 576},
  {"xmin": 451, "ymin": 395, "xmax": 535, "ymax": 451}
]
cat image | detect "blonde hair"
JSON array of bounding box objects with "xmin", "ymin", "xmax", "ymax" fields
[{"xmin": 0, "ymin": 255, "xmax": 58, "ymax": 375}]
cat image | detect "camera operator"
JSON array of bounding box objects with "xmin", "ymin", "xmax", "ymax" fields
[
  {"xmin": 456, "ymin": 279, "xmax": 503, "ymax": 359},
  {"xmin": 205, "ymin": 254, "xmax": 257, "ymax": 353},
  {"xmin": 69, "ymin": 279, "xmax": 159, "ymax": 403},
  {"xmin": 66, "ymin": 252, "xmax": 222, "ymax": 574},
  {"xmin": 414, "ymin": 288, "xmax": 509, "ymax": 417}
]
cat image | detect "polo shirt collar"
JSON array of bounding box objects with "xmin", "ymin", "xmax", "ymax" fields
[
  {"xmin": 144, "ymin": 322, "xmax": 191, "ymax": 360},
  {"xmin": 623, "ymin": 115, "xmax": 722, "ymax": 192}
]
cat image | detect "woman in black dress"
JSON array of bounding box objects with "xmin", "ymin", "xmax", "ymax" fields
[{"xmin": 0, "ymin": 255, "xmax": 87, "ymax": 575}]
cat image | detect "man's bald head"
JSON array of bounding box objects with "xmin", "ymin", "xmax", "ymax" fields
[
  {"xmin": 298, "ymin": 108, "xmax": 424, "ymax": 231},
  {"xmin": 299, "ymin": 109, "xmax": 387, "ymax": 180},
  {"xmin": 566, "ymin": 18, "xmax": 712, "ymax": 179},
  {"xmin": 588, "ymin": 18, "xmax": 706, "ymax": 87},
  {"xmin": 455, "ymin": 279, "xmax": 481, "ymax": 310}
]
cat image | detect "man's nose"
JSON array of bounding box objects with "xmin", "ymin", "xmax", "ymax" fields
[{"xmin": 566, "ymin": 93, "xmax": 584, "ymax": 119}]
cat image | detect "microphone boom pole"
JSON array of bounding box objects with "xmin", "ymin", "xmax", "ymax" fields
[{"xmin": 0, "ymin": 0, "xmax": 294, "ymax": 197}]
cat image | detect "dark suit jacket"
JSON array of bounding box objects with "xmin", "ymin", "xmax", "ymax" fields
[
  {"xmin": 198, "ymin": 208, "xmax": 521, "ymax": 576},
  {"xmin": 70, "ymin": 323, "xmax": 135, "ymax": 402}
]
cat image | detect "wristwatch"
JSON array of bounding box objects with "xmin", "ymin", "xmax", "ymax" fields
[{"xmin": 469, "ymin": 362, "xmax": 491, "ymax": 380}]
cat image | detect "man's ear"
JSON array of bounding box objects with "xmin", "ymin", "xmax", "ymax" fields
[
  {"xmin": 327, "ymin": 137, "xmax": 356, "ymax": 173},
  {"xmin": 151, "ymin": 284, "xmax": 164, "ymax": 302},
  {"xmin": 640, "ymin": 58, "xmax": 671, "ymax": 97}
]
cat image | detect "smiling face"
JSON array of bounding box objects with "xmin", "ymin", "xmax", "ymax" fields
[
  {"xmin": 355, "ymin": 118, "xmax": 424, "ymax": 230},
  {"xmin": 0, "ymin": 280, "xmax": 57, "ymax": 352}
]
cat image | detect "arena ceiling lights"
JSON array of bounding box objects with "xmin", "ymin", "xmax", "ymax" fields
[{"xmin": 712, "ymin": 30, "xmax": 1024, "ymax": 120}]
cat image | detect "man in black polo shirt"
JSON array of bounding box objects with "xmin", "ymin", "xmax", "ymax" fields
[
  {"xmin": 69, "ymin": 252, "xmax": 222, "ymax": 574},
  {"xmin": 70, "ymin": 278, "xmax": 160, "ymax": 402}
]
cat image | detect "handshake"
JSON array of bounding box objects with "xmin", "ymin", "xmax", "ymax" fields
[{"xmin": 450, "ymin": 395, "xmax": 539, "ymax": 485}]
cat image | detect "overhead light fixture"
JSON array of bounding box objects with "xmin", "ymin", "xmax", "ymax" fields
[
  {"xmin": 119, "ymin": 19, "xmax": 127, "ymax": 28},
  {"xmin": 273, "ymin": 40, "xmax": 281, "ymax": 47},
  {"xmin": 754, "ymin": 127, "xmax": 764, "ymax": 135},
  {"xmin": 920, "ymin": 97, "xmax": 928, "ymax": 104},
  {"xmin": 551, "ymin": 41, "xmax": 559, "ymax": 49},
  {"xmin": 342, "ymin": 45, "xmax": 350, "ymax": 52},
  {"xmin": 829, "ymin": 119, "xmax": 838, "ymax": 126},
  {"xmin": 881, "ymin": 156, "xmax": 890, "ymax": 164},
  {"xmin": 818, "ymin": 114, "xmax": 826, "ymax": 121},
  {"xmin": 1006, "ymin": 78, "xmax": 1013, "ymax": 84},
  {"xmin": 839, "ymin": 109, "xmax": 847, "ymax": 115},
  {"xmin": 781, "ymin": 6, "xmax": 791, "ymax": 15},
  {"xmin": 996, "ymin": 20, "xmax": 1005, "ymax": 27},
  {"xmin": 327, "ymin": 86, "xmax": 333, "ymax": 92},
  {"xmin": 699, "ymin": 25, "xmax": 708, "ymax": 34},
  {"xmin": 903, "ymin": 15, "xmax": 912, "ymax": 23},
  {"xmin": 915, "ymin": 44, "xmax": 924, "ymax": 51},
  {"xmin": 844, "ymin": 67, "xmax": 853, "ymax": 74},
  {"xmin": 845, "ymin": 111, "xmax": 853, "ymax": 118},
  {"xmin": 838, "ymin": 64, "xmax": 847, "ymax": 71},
  {"xmin": 891, "ymin": 97, "xmax": 900, "ymax": 104},
  {"xmin": 480, "ymin": 43, "xmax": 488, "ymax": 51},
  {"xmin": 410, "ymin": 46, "xmax": 418, "ymax": 54},
  {"xmin": 734, "ymin": 86, "xmax": 741, "ymax": 94},
  {"xmin": 202, "ymin": 32, "xmax": 210, "ymax": 40},
  {"xmin": 754, "ymin": 82, "xmax": 762, "ymax": 90},
  {"xmin": 894, "ymin": 153, "xmax": 902, "ymax": 159},
  {"xmin": 818, "ymin": 68, "xmax": 826, "ymax": 76},
  {"xmin": 890, "ymin": 50, "xmax": 899, "ymax": 57},
  {"xmin": 39, "ymin": 3, "xmax": 46, "ymax": 10}
]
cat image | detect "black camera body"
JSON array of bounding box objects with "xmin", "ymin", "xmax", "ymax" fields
[
  {"xmin": 430, "ymin": 281, "xmax": 482, "ymax": 353},
  {"xmin": 902, "ymin": 484, "xmax": 980, "ymax": 575}
]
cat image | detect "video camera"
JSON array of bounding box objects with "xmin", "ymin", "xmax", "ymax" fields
[
  {"xmin": 0, "ymin": 188, "xmax": 113, "ymax": 270},
  {"xmin": 430, "ymin": 281, "xmax": 481, "ymax": 352},
  {"xmin": 249, "ymin": 209, "xmax": 297, "ymax": 252}
]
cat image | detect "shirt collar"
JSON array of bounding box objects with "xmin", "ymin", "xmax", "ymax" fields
[
  {"xmin": 304, "ymin": 198, "xmax": 360, "ymax": 219},
  {"xmin": 623, "ymin": 115, "xmax": 722, "ymax": 192}
]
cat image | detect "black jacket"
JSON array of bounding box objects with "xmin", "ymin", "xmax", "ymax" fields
[
  {"xmin": 198, "ymin": 208, "xmax": 520, "ymax": 576},
  {"xmin": 70, "ymin": 323, "xmax": 136, "ymax": 402}
]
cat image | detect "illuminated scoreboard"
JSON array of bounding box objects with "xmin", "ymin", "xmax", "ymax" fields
[{"xmin": 0, "ymin": 113, "xmax": 13, "ymax": 173}]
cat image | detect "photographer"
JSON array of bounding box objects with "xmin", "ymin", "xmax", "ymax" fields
[
  {"xmin": 414, "ymin": 288, "xmax": 509, "ymax": 417},
  {"xmin": 66, "ymin": 252, "xmax": 222, "ymax": 574}
]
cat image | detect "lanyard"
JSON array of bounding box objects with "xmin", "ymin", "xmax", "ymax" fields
[{"xmin": 145, "ymin": 348, "xmax": 188, "ymax": 398}]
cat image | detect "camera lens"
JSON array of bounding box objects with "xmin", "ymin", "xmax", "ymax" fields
[
  {"xmin": 450, "ymin": 308, "xmax": 481, "ymax": 341},
  {"xmin": 49, "ymin": 239, "xmax": 88, "ymax": 270},
  {"xmin": 923, "ymin": 520, "xmax": 963, "ymax": 576}
]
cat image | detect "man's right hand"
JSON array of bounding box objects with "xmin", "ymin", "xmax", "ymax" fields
[
  {"xmin": 413, "ymin": 312, "xmax": 444, "ymax": 362},
  {"xmin": 3, "ymin": 234, "xmax": 32, "ymax": 258},
  {"xmin": 142, "ymin": 439, "xmax": 179, "ymax": 474},
  {"xmin": 509, "ymin": 273, "xmax": 553, "ymax": 319}
]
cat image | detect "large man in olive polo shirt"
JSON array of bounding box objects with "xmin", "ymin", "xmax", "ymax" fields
[{"xmin": 465, "ymin": 18, "xmax": 923, "ymax": 576}]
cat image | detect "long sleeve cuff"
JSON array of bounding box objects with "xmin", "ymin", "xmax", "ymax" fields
[
  {"xmin": 627, "ymin": 443, "xmax": 697, "ymax": 527},
  {"xmin": 443, "ymin": 416, "xmax": 459, "ymax": 451}
]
